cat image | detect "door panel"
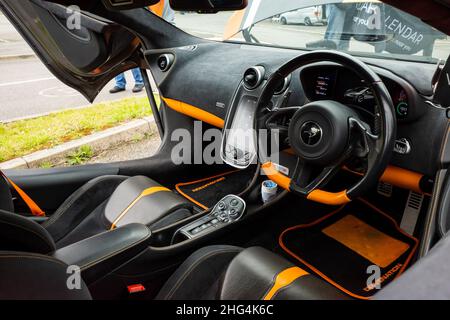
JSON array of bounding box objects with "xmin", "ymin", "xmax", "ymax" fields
[
  {"xmin": 4, "ymin": 165, "xmax": 120, "ymax": 214},
  {"xmin": 0, "ymin": 0, "xmax": 142, "ymax": 101}
]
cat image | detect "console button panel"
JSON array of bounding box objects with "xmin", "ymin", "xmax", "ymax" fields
[{"xmin": 176, "ymin": 195, "xmax": 246, "ymax": 239}]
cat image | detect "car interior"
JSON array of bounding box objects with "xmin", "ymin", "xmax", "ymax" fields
[{"xmin": 1, "ymin": 0, "xmax": 450, "ymax": 300}]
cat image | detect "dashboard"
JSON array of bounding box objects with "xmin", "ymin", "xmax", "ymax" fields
[{"xmin": 146, "ymin": 43, "xmax": 449, "ymax": 177}]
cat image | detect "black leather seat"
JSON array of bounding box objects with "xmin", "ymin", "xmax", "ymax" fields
[
  {"xmin": 3, "ymin": 239, "xmax": 450, "ymax": 300},
  {"xmin": 0, "ymin": 237, "xmax": 346, "ymax": 300},
  {"xmin": 0, "ymin": 175, "xmax": 193, "ymax": 248}
]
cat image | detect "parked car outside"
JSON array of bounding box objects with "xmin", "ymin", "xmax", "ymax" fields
[{"xmin": 273, "ymin": 6, "xmax": 327, "ymax": 26}]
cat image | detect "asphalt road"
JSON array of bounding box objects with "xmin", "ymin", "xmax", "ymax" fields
[
  {"xmin": 0, "ymin": 57, "xmax": 147, "ymax": 122},
  {"xmin": 0, "ymin": 11, "xmax": 449, "ymax": 122}
]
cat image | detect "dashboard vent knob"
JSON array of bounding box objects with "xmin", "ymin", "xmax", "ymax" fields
[
  {"xmin": 274, "ymin": 74, "xmax": 292, "ymax": 95},
  {"xmin": 243, "ymin": 66, "xmax": 265, "ymax": 90},
  {"xmin": 157, "ymin": 54, "xmax": 174, "ymax": 72}
]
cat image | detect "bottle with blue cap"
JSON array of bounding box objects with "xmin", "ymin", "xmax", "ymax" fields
[{"xmin": 261, "ymin": 180, "xmax": 278, "ymax": 203}]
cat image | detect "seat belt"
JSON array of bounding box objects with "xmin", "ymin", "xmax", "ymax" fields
[{"xmin": 0, "ymin": 170, "xmax": 45, "ymax": 217}]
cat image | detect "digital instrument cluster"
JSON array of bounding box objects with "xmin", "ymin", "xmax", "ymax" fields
[{"xmin": 300, "ymin": 65, "xmax": 412, "ymax": 121}]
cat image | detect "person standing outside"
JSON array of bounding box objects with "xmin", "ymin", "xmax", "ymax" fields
[{"xmin": 109, "ymin": 0, "xmax": 174, "ymax": 94}]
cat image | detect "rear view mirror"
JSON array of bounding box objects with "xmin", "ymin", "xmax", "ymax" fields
[
  {"xmin": 169, "ymin": 0, "xmax": 247, "ymax": 13},
  {"xmin": 101, "ymin": 0, "xmax": 160, "ymax": 11}
]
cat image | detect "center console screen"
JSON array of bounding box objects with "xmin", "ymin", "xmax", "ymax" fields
[{"xmin": 222, "ymin": 95, "xmax": 258, "ymax": 168}]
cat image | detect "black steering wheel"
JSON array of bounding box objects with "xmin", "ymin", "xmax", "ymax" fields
[{"xmin": 258, "ymin": 50, "xmax": 396, "ymax": 205}]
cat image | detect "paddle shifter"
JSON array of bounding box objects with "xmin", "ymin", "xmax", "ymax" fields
[{"xmin": 175, "ymin": 195, "xmax": 246, "ymax": 240}]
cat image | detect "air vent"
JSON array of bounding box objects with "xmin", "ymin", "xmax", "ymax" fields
[
  {"xmin": 274, "ymin": 74, "xmax": 292, "ymax": 95},
  {"xmin": 157, "ymin": 54, "xmax": 174, "ymax": 72},
  {"xmin": 377, "ymin": 181, "xmax": 393, "ymax": 197},
  {"xmin": 243, "ymin": 66, "xmax": 265, "ymax": 90}
]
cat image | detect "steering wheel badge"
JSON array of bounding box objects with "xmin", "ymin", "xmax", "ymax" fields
[{"xmin": 300, "ymin": 121, "xmax": 323, "ymax": 146}]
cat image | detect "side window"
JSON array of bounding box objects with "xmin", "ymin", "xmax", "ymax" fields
[{"xmin": 0, "ymin": 64, "xmax": 160, "ymax": 169}]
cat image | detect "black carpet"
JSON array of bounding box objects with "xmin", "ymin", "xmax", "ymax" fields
[
  {"xmin": 279, "ymin": 199, "xmax": 418, "ymax": 299},
  {"xmin": 175, "ymin": 168, "xmax": 255, "ymax": 210}
]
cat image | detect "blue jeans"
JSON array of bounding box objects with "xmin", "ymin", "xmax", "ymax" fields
[{"xmin": 114, "ymin": 68, "xmax": 143, "ymax": 89}]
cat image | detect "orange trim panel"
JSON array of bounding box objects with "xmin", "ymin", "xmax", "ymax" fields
[
  {"xmin": 380, "ymin": 166, "xmax": 423, "ymax": 193},
  {"xmin": 263, "ymin": 267, "xmax": 309, "ymax": 300},
  {"xmin": 307, "ymin": 189, "xmax": 350, "ymax": 206},
  {"xmin": 343, "ymin": 165, "xmax": 424, "ymax": 193},
  {"xmin": 162, "ymin": 97, "xmax": 225, "ymax": 128}
]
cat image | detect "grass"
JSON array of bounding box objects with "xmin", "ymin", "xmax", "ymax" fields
[
  {"xmin": 0, "ymin": 96, "xmax": 155, "ymax": 162},
  {"xmin": 66, "ymin": 145, "xmax": 94, "ymax": 166},
  {"xmin": 39, "ymin": 161, "xmax": 53, "ymax": 169}
]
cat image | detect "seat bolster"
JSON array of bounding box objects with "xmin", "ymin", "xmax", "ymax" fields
[
  {"xmin": 0, "ymin": 209, "xmax": 55, "ymax": 254},
  {"xmin": 0, "ymin": 251, "xmax": 91, "ymax": 300},
  {"xmin": 220, "ymin": 247, "xmax": 349, "ymax": 300},
  {"xmin": 272, "ymin": 275, "xmax": 350, "ymax": 300},
  {"xmin": 43, "ymin": 175, "xmax": 128, "ymax": 242},
  {"xmin": 156, "ymin": 245, "xmax": 242, "ymax": 300},
  {"xmin": 220, "ymin": 247, "xmax": 295, "ymax": 300}
]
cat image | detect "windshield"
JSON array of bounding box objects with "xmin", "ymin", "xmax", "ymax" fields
[{"xmin": 174, "ymin": 0, "xmax": 450, "ymax": 63}]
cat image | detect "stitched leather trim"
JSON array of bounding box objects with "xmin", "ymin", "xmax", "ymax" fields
[
  {"xmin": 78, "ymin": 227, "xmax": 151, "ymax": 270},
  {"xmin": 163, "ymin": 248, "xmax": 241, "ymax": 300},
  {"xmin": 110, "ymin": 186, "xmax": 171, "ymax": 229}
]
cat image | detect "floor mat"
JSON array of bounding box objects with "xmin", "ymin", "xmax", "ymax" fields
[
  {"xmin": 279, "ymin": 199, "xmax": 418, "ymax": 299},
  {"xmin": 175, "ymin": 169, "xmax": 254, "ymax": 210}
]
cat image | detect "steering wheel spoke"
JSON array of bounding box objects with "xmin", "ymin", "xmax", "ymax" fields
[
  {"xmin": 265, "ymin": 106, "xmax": 299, "ymax": 133},
  {"xmin": 290, "ymin": 142, "xmax": 353, "ymax": 196},
  {"xmin": 349, "ymin": 117, "xmax": 379, "ymax": 158},
  {"xmin": 290, "ymin": 162, "xmax": 340, "ymax": 195}
]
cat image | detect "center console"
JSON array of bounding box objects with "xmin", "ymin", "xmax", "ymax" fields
[{"xmin": 172, "ymin": 195, "xmax": 246, "ymax": 242}]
